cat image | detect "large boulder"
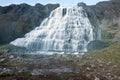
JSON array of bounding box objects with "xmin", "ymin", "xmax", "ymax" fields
[{"xmin": 87, "ymin": 40, "xmax": 109, "ymax": 51}]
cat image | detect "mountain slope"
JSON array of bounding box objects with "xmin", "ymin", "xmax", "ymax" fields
[
  {"xmin": 0, "ymin": 3, "xmax": 59, "ymax": 44},
  {"xmin": 85, "ymin": 1, "xmax": 120, "ymax": 40}
]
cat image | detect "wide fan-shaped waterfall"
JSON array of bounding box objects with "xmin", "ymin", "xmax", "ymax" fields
[{"xmin": 10, "ymin": 6, "xmax": 94, "ymax": 54}]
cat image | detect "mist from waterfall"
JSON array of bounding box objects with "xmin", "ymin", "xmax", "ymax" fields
[{"xmin": 10, "ymin": 6, "xmax": 94, "ymax": 54}]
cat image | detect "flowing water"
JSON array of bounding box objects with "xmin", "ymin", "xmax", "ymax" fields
[{"xmin": 10, "ymin": 6, "xmax": 94, "ymax": 54}]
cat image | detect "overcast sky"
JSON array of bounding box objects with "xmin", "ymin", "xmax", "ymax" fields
[{"xmin": 0, "ymin": 0, "xmax": 108, "ymax": 6}]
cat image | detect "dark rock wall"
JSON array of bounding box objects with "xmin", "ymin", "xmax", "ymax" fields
[
  {"xmin": 81, "ymin": 1, "xmax": 120, "ymax": 40},
  {"xmin": 79, "ymin": 1, "xmax": 120, "ymax": 27},
  {"xmin": 0, "ymin": 3, "xmax": 59, "ymax": 44},
  {"xmin": 87, "ymin": 1, "xmax": 120, "ymax": 21},
  {"xmin": 79, "ymin": 1, "xmax": 120, "ymax": 51}
]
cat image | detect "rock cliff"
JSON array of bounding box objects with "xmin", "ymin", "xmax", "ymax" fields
[
  {"xmin": 78, "ymin": 1, "xmax": 120, "ymax": 50},
  {"xmin": 85, "ymin": 1, "xmax": 120, "ymax": 40},
  {"xmin": 0, "ymin": 3, "xmax": 59, "ymax": 44}
]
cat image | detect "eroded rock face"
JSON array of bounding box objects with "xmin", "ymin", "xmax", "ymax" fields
[{"xmin": 0, "ymin": 3, "xmax": 59, "ymax": 44}]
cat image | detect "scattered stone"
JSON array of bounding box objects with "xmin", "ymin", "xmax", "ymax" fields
[
  {"xmin": 94, "ymin": 77, "xmax": 100, "ymax": 80},
  {"xmin": 0, "ymin": 50, "xmax": 120, "ymax": 80},
  {"xmin": 99, "ymin": 64, "xmax": 103, "ymax": 67},
  {"xmin": 0, "ymin": 68, "xmax": 12, "ymax": 75},
  {"xmin": 86, "ymin": 67, "xmax": 91, "ymax": 71},
  {"xmin": 9, "ymin": 55, "xmax": 14, "ymax": 59},
  {"xmin": 90, "ymin": 64, "xmax": 95, "ymax": 68},
  {"xmin": 113, "ymin": 65, "xmax": 118, "ymax": 68},
  {"xmin": 107, "ymin": 73, "xmax": 111, "ymax": 76},
  {"xmin": 106, "ymin": 62, "xmax": 111, "ymax": 66},
  {"xmin": 0, "ymin": 58, "xmax": 6, "ymax": 62},
  {"xmin": 118, "ymin": 77, "xmax": 120, "ymax": 79}
]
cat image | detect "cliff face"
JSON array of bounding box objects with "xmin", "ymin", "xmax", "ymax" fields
[
  {"xmin": 0, "ymin": 3, "xmax": 59, "ymax": 44},
  {"xmin": 78, "ymin": 1, "xmax": 120, "ymax": 50},
  {"xmin": 85, "ymin": 1, "xmax": 120, "ymax": 41},
  {"xmin": 87, "ymin": 1, "xmax": 120, "ymax": 21}
]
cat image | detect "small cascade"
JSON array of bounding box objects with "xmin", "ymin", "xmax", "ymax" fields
[{"xmin": 10, "ymin": 6, "xmax": 94, "ymax": 53}]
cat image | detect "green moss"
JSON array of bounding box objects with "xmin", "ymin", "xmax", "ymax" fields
[
  {"xmin": 102, "ymin": 31, "xmax": 115, "ymax": 39},
  {"xmin": 86, "ymin": 43, "xmax": 120, "ymax": 65},
  {"xmin": 102, "ymin": 39, "xmax": 117, "ymax": 45},
  {"xmin": 0, "ymin": 44, "xmax": 26, "ymax": 52},
  {"xmin": 101, "ymin": 22, "xmax": 119, "ymax": 40},
  {"xmin": 15, "ymin": 71, "xmax": 31, "ymax": 76}
]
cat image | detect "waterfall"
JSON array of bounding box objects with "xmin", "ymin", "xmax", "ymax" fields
[{"xmin": 10, "ymin": 6, "xmax": 94, "ymax": 54}]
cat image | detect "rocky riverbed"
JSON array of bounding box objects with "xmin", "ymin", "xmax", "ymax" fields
[{"xmin": 0, "ymin": 47, "xmax": 120, "ymax": 80}]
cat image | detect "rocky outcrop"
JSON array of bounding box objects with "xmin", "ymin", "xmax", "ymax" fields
[
  {"xmin": 78, "ymin": 1, "xmax": 120, "ymax": 51},
  {"xmin": 81, "ymin": 1, "xmax": 120, "ymax": 24},
  {"xmin": 85, "ymin": 1, "xmax": 120, "ymax": 40},
  {"xmin": 0, "ymin": 3, "xmax": 59, "ymax": 44}
]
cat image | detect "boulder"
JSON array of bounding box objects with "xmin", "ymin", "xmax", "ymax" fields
[{"xmin": 87, "ymin": 40, "xmax": 109, "ymax": 51}]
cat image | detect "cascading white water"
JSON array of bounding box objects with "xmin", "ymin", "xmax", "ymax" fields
[{"xmin": 10, "ymin": 6, "xmax": 94, "ymax": 53}]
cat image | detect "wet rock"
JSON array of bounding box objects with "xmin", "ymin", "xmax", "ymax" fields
[
  {"xmin": 0, "ymin": 58, "xmax": 5, "ymax": 62},
  {"xmin": 9, "ymin": 55, "xmax": 14, "ymax": 59},
  {"xmin": 87, "ymin": 40, "xmax": 109, "ymax": 51},
  {"xmin": 0, "ymin": 68, "xmax": 12, "ymax": 75}
]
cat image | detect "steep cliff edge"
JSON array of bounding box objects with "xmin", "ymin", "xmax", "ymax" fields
[{"xmin": 0, "ymin": 3, "xmax": 59, "ymax": 44}]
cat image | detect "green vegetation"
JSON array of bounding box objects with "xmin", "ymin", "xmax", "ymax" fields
[
  {"xmin": 101, "ymin": 22, "xmax": 119, "ymax": 40},
  {"xmin": 15, "ymin": 71, "xmax": 31, "ymax": 76},
  {"xmin": 0, "ymin": 44, "xmax": 26, "ymax": 53},
  {"xmin": 86, "ymin": 43, "xmax": 120, "ymax": 65},
  {"xmin": 0, "ymin": 42, "xmax": 120, "ymax": 80}
]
